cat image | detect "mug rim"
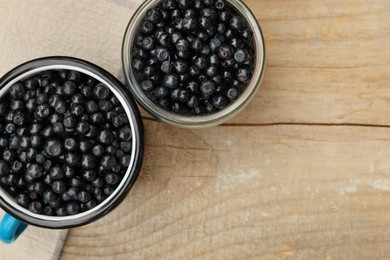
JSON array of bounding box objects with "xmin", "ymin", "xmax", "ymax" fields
[{"xmin": 0, "ymin": 56, "xmax": 144, "ymax": 229}]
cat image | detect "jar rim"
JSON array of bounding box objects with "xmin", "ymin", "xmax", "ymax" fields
[{"xmin": 122, "ymin": 0, "xmax": 266, "ymax": 128}]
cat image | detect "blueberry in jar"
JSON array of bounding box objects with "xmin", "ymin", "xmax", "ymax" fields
[{"xmin": 131, "ymin": 0, "xmax": 255, "ymax": 115}]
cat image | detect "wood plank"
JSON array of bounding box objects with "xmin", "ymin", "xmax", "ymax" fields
[
  {"xmin": 227, "ymin": 0, "xmax": 390, "ymax": 125},
  {"xmin": 0, "ymin": 210, "xmax": 68, "ymax": 260},
  {"xmin": 61, "ymin": 121, "xmax": 390, "ymax": 259},
  {"xmin": 0, "ymin": 0, "xmax": 389, "ymax": 125}
]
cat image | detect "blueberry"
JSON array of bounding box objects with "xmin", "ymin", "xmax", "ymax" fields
[
  {"xmin": 76, "ymin": 122, "xmax": 90, "ymax": 135},
  {"xmin": 35, "ymin": 104, "xmax": 51, "ymax": 120},
  {"xmin": 222, "ymin": 59, "xmax": 235, "ymax": 68},
  {"xmin": 200, "ymin": 45, "xmax": 211, "ymax": 56},
  {"xmin": 213, "ymin": 95, "xmax": 228, "ymax": 109},
  {"xmin": 11, "ymin": 161, "xmax": 23, "ymax": 174},
  {"xmin": 131, "ymin": 58, "xmax": 144, "ymax": 72},
  {"xmin": 194, "ymin": 56, "xmax": 209, "ymax": 70},
  {"xmin": 145, "ymin": 8, "xmax": 162, "ymax": 23},
  {"xmin": 52, "ymin": 122, "xmax": 65, "ymax": 134},
  {"xmin": 90, "ymin": 113, "xmax": 104, "ymax": 124},
  {"xmin": 182, "ymin": 16, "xmax": 197, "ymax": 31},
  {"xmin": 36, "ymin": 153, "xmax": 46, "ymax": 164},
  {"xmin": 206, "ymin": 65, "xmax": 218, "ymax": 77},
  {"xmin": 92, "ymin": 177, "xmax": 104, "ymax": 188},
  {"xmin": 218, "ymin": 44, "xmax": 234, "ymax": 60},
  {"xmin": 173, "ymin": 60, "xmax": 188, "ymax": 74},
  {"xmin": 26, "ymin": 164, "xmax": 44, "ymax": 179},
  {"xmin": 16, "ymin": 193, "xmax": 29, "ymax": 207},
  {"xmin": 209, "ymin": 37, "xmax": 222, "ymax": 53},
  {"xmin": 204, "ymin": 100, "xmax": 216, "ymax": 113},
  {"xmin": 9, "ymin": 83, "xmax": 26, "ymax": 99},
  {"xmin": 176, "ymin": 38, "xmax": 190, "ymax": 52},
  {"xmin": 63, "ymin": 81, "xmax": 77, "ymax": 96},
  {"xmin": 50, "ymin": 166, "xmax": 64, "ymax": 180},
  {"xmin": 159, "ymin": 62, "xmax": 172, "ymax": 75},
  {"xmin": 203, "ymin": 0, "xmax": 215, "ymax": 7},
  {"xmin": 155, "ymin": 48, "xmax": 170, "ymax": 62},
  {"xmin": 119, "ymin": 127, "xmax": 132, "ymax": 141},
  {"xmin": 65, "ymin": 153, "xmax": 80, "ymax": 166},
  {"xmin": 3, "ymin": 149, "xmax": 17, "ymax": 162},
  {"xmin": 234, "ymin": 49, "xmax": 248, "ymax": 63},
  {"xmin": 10, "ymin": 100, "xmax": 25, "ymax": 111},
  {"xmin": 163, "ymin": 74, "xmax": 179, "ymax": 88},
  {"xmin": 63, "ymin": 116, "xmax": 77, "ymax": 129},
  {"xmin": 36, "ymin": 93, "xmax": 48, "ymax": 105},
  {"xmin": 177, "ymin": 0, "xmax": 191, "ymax": 9},
  {"xmin": 93, "ymin": 83, "xmax": 110, "ymax": 100},
  {"xmin": 79, "ymin": 140, "xmax": 93, "ymax": 153},
  {"xmin": 43, "ymin": 206, "xmax": 55, "ymax": 216},
  {"xmin": 9, "ymin": 136, "xmax": 20, "ymax": 149},
  {"xmin": 71, "ymin": 104, "xmax": 85, "ymax": 117},
  {"xmin": 82, "ymin": 170, "xmax": 96, "ymax": 182},
  {"xmin": 64, "ymin": 166, "xmax": 76, "ymax": 179},
  {"xmin": 229, "ymin": 16, "xmax": 246, "ymax": 31},
  {"xmin": 178, "ymin": 89, "xmax": 190, "ymax": 102},
  {"xmin": 194, "ymin": 0, "xmax": 203, "ymax": 9},
  {"xmin": 29, "ymin": 201, "xmax": 43, "ymax": 214},
  {"xmin": 84, "ymin": 200, "xmax": 97, "ymax": 211},
  {"xmin": 101, "ymin": 155, "xmax": 116, "ymax": 169},
  {"xmin": 99, "ymin": 100, "xmax": 114, "ymax": 112},
  {"xmin": 103, "ymin": 186, "xmax": 115, "ymax": 195},
  {"xmin": 19, "ymin": 136, "xmax": 31, "ymax": 150},
  {"xmin": 64, "ymin": 138, "xmax": 77, "ymax": 151},
  {"xmin": 81, "ymin": 154, "xmax": 96, "ymax": 170},
  {"xmin": 78, "ymin": 191, "xmax": 91, "ymax": 203},
  {"xmin": 67, "ymin": 71, "xmax": 81, "ymax": 83},
  {"xmin": 52, "ymin": 180, "xmax": 66, "ymax": 194},
  {"xmin": 241, "ymin": 28, "xmax": 253, "ymax": 41},
  {"xmin": 98, "ymin": 130, "xmax": 114, "ymax": 145},
  {"xmin": 32, "ymin": 182, "xmax": 45, "ymax": 195},
  {"xmin": 191, "ymin": 38, "xmax": 203, "ymax": 52},
  {"xmin": 139, "ymin": 20, "xmax": 155, "ymax": 35},
  {"xmin": 0, "ymin": 137, "xmax": 8, "ymax": 148},
  {"xmin": 66, "ymin": 201, "xmax": 80, "ymax": 215},
  {"xmin": 215, "ymin": 0, "xmax": 226, "ymax": 10},
  {"xmin": 55, "ymin": 206, "xmax": 67, "ymax": 216},
  {"xmin": 5, "ymin": 123, "xmax": 16, "ymax": 134},
  {"xmin": 0, "ymin": 161, "xmax": 10, "ymax": 176},
  {"xmin": 200, "ymin": 80, "xmax": 216, "ymax": 97},
  {"xmin": 142, "ymin": 37, "xmax": 155, "ymax": 50},
  {"xmin": 230, "ymin": 37, "xmax": 245, "ymax": 49},
  {"xmin": 111, "ymin": 114, "xmax": 127, "ymax": 129},
  {"xmin": 199, "ymin": 17, "xmax": 212, "ymax": 29},
  {"xmin": 187, "ymin": 96, "xmax": 199, "ymax": 108},
  {"xmin": 237, "ymin": 68, "xmax": 253, "ymax": 83},
  {"xmin": 158, "ymin": 33, "xmax": 171, "ymax": 47},
  {"xmin": 44, "ymin": 139, "xmax": 63, "ymax": 157},
  {"xmin": 158, "ymin": 98, "xmax": 170, "ymax": 109}
]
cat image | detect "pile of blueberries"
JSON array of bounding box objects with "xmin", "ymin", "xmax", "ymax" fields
[
  {"xmin": 131, "ymin": 0, "xmax": 254, "ymax": 115},
  {"xmin": 0, "ymin": 70, "xmax": 133, "ymax": 216}
]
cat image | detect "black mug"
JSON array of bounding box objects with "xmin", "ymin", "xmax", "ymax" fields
[{"xmin": 0, "ymin": 57, "xmax": 144, "ymax": 243}]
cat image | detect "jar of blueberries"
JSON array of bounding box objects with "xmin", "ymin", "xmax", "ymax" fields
[
  {"xmin": 122, "ymin": 0, "xmax": 266, "ymax": 128},
  {"xmin": 0, "ymin": 57, "xmax": 144, "ymax": 243}
]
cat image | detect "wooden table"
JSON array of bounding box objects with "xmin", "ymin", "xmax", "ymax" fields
[{"xmin": 0, "ymin": 0, "xmax": 389, "ymax": 259}]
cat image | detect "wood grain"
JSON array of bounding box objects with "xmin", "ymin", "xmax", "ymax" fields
[
  {"xmin": 61, "ymin": 122, "xmax": 390, "ymax": 259},
  {"xmin": 0, "ymin": 0, "xmax": 389, "ymax": 259},
  {"xmin": 0, "ymin": 210, "xmax": 68, "ymax": 260}
]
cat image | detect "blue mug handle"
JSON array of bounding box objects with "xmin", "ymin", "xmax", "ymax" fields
[{"xmin": 0, "ymin": 214, "xmax": 28, "ymax": 243}]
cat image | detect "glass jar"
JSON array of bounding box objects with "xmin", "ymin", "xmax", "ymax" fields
[{"xmin": 122, "ymin": 0, "xmax": 266, "ymax": 128}]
